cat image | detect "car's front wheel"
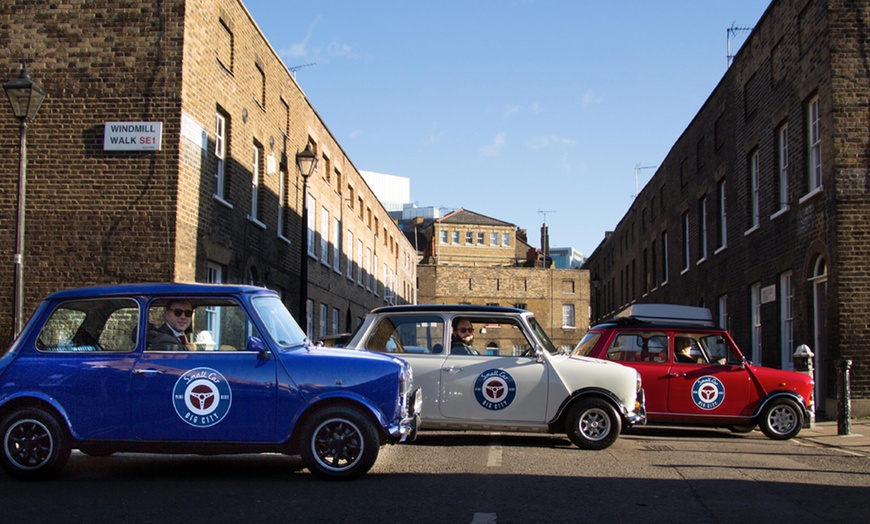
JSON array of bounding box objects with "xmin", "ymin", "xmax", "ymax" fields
[
  {"xmin": 0, "ymin": 407, "xmax": 71, "ymax": 480},
  {"xmin": 299, "ymin": 405, "xmax": 380, "ymax": 480},
  {"xmin": 759, "ymin": 398, "xmax": 803, "ymax": 440},
  {"xmin": 564, "ymin": 398, "xmax": 621, "ymax": 450}
]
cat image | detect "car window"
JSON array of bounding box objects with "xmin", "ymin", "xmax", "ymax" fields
[
  {"xmin": 36, "ymin": 298, "xmax": 140, "ymax": 352},
  {"xmin": 698, "ymin": 334, "xmax": 741, "ymax": 365},
  {"xmin": 451, "ymin": 316, "xmax": 536, "ymax": 357},
  {"xmin": 673, "ymin": 333, "xmax": 709, "ymax": 364},
  {"xmin": 604, "ymin": 331, "xmax": 668, "ymax": 363},
  {"xmin": 571, "ymin": 331, "xmax": 601, "ymax": 357},
  {"xmin": 147, "ymin": 299, "xmax": 259, "ymax": 351},
  {"xmin": 366, "ymin": 315, "xmax": 444, "ymax": 354}
]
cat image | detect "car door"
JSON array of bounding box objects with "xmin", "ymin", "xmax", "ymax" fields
[
  {"xmin": 438, "ymin": 317, "xmax": 548, "ymax": 423},
  {"xmin": 130, "ymin": 300, "xmax": 278, "ymax": 442},
  {"xmin": 599, "ymin": 330, "xmax": 670, "ymax": 414},
  {"xmin": 666, "ymin": 333, "xmax": 753, "ymax": 417}
]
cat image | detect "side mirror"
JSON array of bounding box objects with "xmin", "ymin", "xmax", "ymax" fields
[
  {"xmin": 535, "ymin": 345, "xmax": 545, "ymax": 363},
  {"xmin": 247, "ymin": 336, "xmax": 270, "ymax": 361}
]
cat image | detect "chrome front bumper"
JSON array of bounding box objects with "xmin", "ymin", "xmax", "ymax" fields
[{"xmin": 389, "ymin": 387, "xmax": 422, "ymax": 442}]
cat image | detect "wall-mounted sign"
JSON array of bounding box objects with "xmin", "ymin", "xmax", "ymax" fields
[{"xmin": 104, "ymin": 121, "xmax": 163, "ymax": 151}]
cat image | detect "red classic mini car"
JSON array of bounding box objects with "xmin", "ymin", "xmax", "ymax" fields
[{"xmin": 574, "ymin": 304, "xmax": 814, "ymax": 440}]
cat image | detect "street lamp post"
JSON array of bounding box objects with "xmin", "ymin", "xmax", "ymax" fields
[
  {"xmin": 4, "ymin": 62, "xmax": 46, "ymax": 339},
  {"xmin": 295, "ymin": 144, "xmax": 318, "ymax": 330}
]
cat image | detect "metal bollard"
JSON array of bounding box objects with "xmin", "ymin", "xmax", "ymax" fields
[{"xmin": 837, "ymin": 359, "xmax": 852, "ymax": 436}]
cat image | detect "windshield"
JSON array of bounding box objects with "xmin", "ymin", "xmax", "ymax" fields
[
  {"xmin": 527, "ymin": 316, "xmax": 558, "ymax": 354},
  {"xmin": 571, "ymin": 332, "xmax": 601, "ymax": 357},
  {"xmin": 252, "ymin": 296, "xmax": 307, "ymax": 348}
]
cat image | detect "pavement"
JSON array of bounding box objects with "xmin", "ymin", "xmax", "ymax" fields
[{"xmin": 797, "ymin": 416, "xmax": 870, "ymax": 455}]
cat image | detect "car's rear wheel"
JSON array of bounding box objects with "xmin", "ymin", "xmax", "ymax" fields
[
  {"xmin": 0, "ymin": 407, "xmax": 71, "ymax": 480},
  {"xmin": 299, "ymin": 405, "xmax": 380, "ymax": 480},
  {"xmin": 564, "ymin": 398, "xmax": 621, "ymax": 450},
  {"xmin": 759, "ymin": 398, "xmax": 803, "ymax": 440}
]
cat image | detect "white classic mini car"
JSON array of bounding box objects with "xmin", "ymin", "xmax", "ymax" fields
[{"xmin": 343, "ymin": 305, "xmax": 645, "ymax": 450}]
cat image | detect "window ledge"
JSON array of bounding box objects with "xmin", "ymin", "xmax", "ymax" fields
[
  {"xmin": 744, "ymin": 225, "xmax": 759, "ymax": 237},
  {"xmin": 214, "ymin": 195, "xmax": 233, "ymax": 209},
  {"xmin": 247, "ymin": 216, "xmax": 266, "ymax": 230},
  {"xmin": 799, "ymin": 186, "xmax": 823, "ymax": 204},
  {"xmin": 770, "ymin": 206, "xmax": 789, "ymax": 220}
]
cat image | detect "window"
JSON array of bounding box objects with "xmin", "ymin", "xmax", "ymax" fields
[
  {"xmin": 477, "ymin": 232, "xmax": 485, "ymax": 245},
  {"xmin": 319, "ymin": 304, "xmax": 328, "ymax": 338},
  {"xmin": 490, "ymin": 232, "xmax": 498, "ymax": 245},
  {"xmin": 716, "ymin": 179, "xmax": 727, "ymax": 251},
  {"xmin": 331, "ymin": 307, "xmax": 340, "ymax": 334},
  {"xmin": 749, "ymin": 149, "xmax": 760, "ymax": 230},
  {"xmin": 365, "ymin": 248, "xmax": 372, "ymax": 291},
  {"xmin": 777, "ymin": 124, "xmax": 789, "ymax": 212},
  {"xmin": 502, "ymin": 232, "xmax": 510, "ymax": 246},
  {"xmin": 373, "ymin": 254, "xmax": 379, "ymax": 296},
  {"xmin": 332, "ymin": 218, "xmax": 340, "ymax": 272},
  {"xmin": 255, "ymin": 62, "xmax": 266, "ymax": 109},
  {"xmin": 698, "ymin": 196, "xmax": 708, "ymax": 261},
  {"xmin": 650, "ymin": 240, "xmax": 657, "ymax": 289},
  {"xmin": 346, "ymin": 230, "xmax": 354, "ymax": 280},
  {"xmin": 320, "ymin": 208, "xmax": 329, "ymax": 264},
  {"xmin": 681, "ymin": 211, "xmax": 690, "ymax": 271},
  {"xmin": 780, "ymin": 271, "xmax": 794, "ymax": 370},
  {"xmin": 451, "ymin": 231, "xmax": 459, "ymax": 244},
  {"xmin": 305, "ymin": 299, "xmax": 313, "ymax": 338},
  {"xmin": 750, "ymin": 282, "xmax": 762, "ymax": 363},
  {"xmin": 807, "ymin": 95, "xmax": 822, "ymax": 192},
  {"xmin": 306, "ymin": 194, "xmax": 316, "ymax": 257},
  {"xmin": 277, "ymin": 170, "xmax": 288, "ymax": 240},
  {"xmin": 440, "ymin": 230, "xmax": 448, "ymax": 244},
  {"xmin": 37, "ymin": 298, "xmax": 140, "ymax": 353},
  {"xmin": 217, "ymin": 17, "xmax": 234, "ymax": 71},
  {"xmin": 357, "ymin": 239, "xmax": 363, "ymax": 285},
  {"xmin": 214, "ymin": 111, "xmax": 230, "ymax": 202},
  {"xmin": 562, "ymin": 304, "xmax": 576, "ymax": 328},
  {"xmin": 603, "ymin": 332, "xmax": 668, "ymax": 363},
  {"xmin": 250, "ymin": 143, "xmax": 265, "ymax": 227},
  {"xmin": 465, "ymin": 231, "xmax": 473, "ymax": 244},
  {"xmin": 661, "ymin": 231, "xmax": 668, "ymax": 284},
  {"xmin": 718, "ymin": 294, "xmax": 728, "ymax": 331}
]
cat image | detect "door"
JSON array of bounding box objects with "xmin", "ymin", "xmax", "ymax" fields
[
  {"xmin": 130, "ymin": 300, "xmax": 278, "ymax": 442},
  {"xmin": 438, "ymin": 316, "xmax": 548, "ymax": 423},
  {"xmin": 666, "ymin": 333, "xmax": 753, "ymax": 417}
]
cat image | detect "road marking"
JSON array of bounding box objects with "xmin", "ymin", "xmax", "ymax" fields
[
  {"xmin": 471, "ymin": 513, "xmax": 497, "ymax": 523},
  {"xmin": 487, "ymin": 432, "xmax": 502, "ymax": 467}
]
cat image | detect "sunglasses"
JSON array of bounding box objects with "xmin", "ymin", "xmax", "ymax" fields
[
  {"xmin": 170, "ymin": 308, "xmax": 194, "ymax": 318},
  {"xmin": 458, "ymin": 327, "xmax": 474, "ymax": 333}
]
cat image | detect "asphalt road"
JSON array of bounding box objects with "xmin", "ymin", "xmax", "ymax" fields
[{"xmin": 2, "ymin": 426, "xmax": 869, "ymax": 523}]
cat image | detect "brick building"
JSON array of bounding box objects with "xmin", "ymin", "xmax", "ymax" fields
[
  {"xmin": 417, "ymin": 209, "xmax": 589, "ymax": 350},
  {"xmin": 584, "ymin": 0, "xmax": 869, "ymax": 417},
  {"xmin": 0, "ymin": 0, "xmax": 415, "ymax": 342}
]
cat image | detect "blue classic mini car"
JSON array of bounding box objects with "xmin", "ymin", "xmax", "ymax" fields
[{"xmin": 0, "ymin": 283, "xmax": 420, "ymax": 480}]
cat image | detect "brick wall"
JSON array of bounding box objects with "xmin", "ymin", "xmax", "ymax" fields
[{"xmin": 585, "ymin": 0, "xmax": 870, "ymax": 415}]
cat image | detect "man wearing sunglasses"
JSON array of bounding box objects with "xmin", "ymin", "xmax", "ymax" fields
[
  {"xmin": 148, "ymin": 300, "xmax": 195, "ymax": 350},
  {"xmin": 450, "ymin": 317, "xmax": 479, "ymax": 355}
]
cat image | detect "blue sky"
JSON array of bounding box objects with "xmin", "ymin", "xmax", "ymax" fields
[{"xmin": 244, "ymin": 1, "xmax": 770, "ymax": 257}]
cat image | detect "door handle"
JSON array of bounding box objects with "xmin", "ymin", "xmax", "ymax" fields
[
  {"xmin": 442, "ymin": 366, "xmax": 464, "ymax": 373},
  {"xmin": 133, "ymin": 369, "xmax": 163, "ymax": 377},
  {"xmin": 667, "ymin": 372, "xmax": 686, "ymax": 378}
]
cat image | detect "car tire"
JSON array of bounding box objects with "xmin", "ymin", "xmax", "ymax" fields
[
  {"xmin": 759, "ymin": 398, "xmax": 803, "ymax": 440},
  {"xmin": 564, "ymin": 398, "xmax": 621, "ymax": 450},
  {"xmin": 0, "ymin": 407, "xmax": 71, "ymax": 480},
  {"xmin": 299, "ymin": 405, "xmax": 380, "ymax": 480}
]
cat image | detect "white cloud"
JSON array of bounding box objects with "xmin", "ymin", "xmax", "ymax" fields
[
  {"xmin": 480, "ymin": 132, "xmax": 507, "ymax": 158},
  {"xmin": 503, "ymin": 105, "xmax": 521, "ymax": 118},
  {"xmin": 581, "ymin": 89, "xmax": 602, "ymax": 106},
  {"xmin": 525, "ymin": 135, "xmax": 577, "ymax": 150}
]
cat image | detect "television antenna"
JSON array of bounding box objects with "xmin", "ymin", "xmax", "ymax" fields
[
  {"xmin": 538, "ymin": 209, "xmax": 556, "ymax": 225},
  {"xmin": 726, "ymin": 22, "xmax": 753, "ymax": 68},
  {"xmin": 633, "ymin": 163, "xmax": 657, "ymax": 199},
  {"xmin": 289, "ymin": 62, "xmax": 317, "ymax": 78}
]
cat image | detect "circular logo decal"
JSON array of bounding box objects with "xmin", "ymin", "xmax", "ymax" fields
[
  {"xmin": 473, "ymin": 369, "xmax": 517, "ymax": 411},
  {"xmin": 691, "ymin": 375, "xmax": 726, "ymax": 410},
  {"xmin": 173, "ymin": 367, "xmax": 232, "ymax": 427}
]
